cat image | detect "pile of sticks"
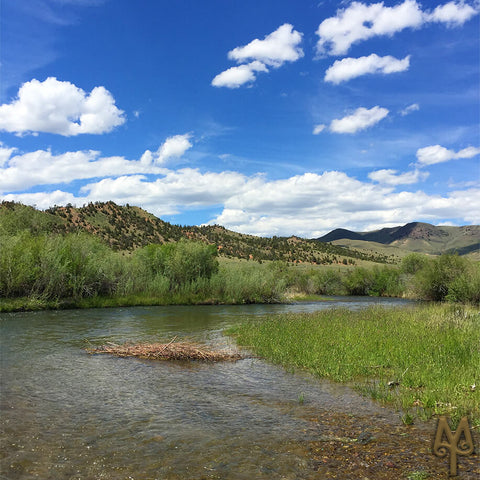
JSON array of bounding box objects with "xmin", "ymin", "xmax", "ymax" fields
[{"xmin": 86, "ymin": 337, "xmax": 242, "ymax": 362}]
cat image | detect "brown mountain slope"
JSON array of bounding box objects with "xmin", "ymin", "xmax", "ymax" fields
[{"xmin": 0, "ymin": 201, "xmax": 391, "ymax": 265}]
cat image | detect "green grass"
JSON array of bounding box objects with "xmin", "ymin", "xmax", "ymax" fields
[{"xmin": 227, "ymin": 304, "xmax": 480, "ymax": 425}]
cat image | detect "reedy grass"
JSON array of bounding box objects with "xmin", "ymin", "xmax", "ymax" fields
[{"xmin": 227, "ymin": 304, "xmax": 480, "ymax": 425}]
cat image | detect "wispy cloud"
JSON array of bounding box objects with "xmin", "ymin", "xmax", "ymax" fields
[
  {"xmin": 399, "ymin": 103, "xmax": 420, "ymax": 116},
  {"xmin": 368, "ymin": 168, "xmax": 428, "ymax": 185},
  {"xmin": 312, "ymin": 124, "xmax": 326, "ymax": 135},
  {"xmin": 1, "ymin": 0, "xmax": 107, "ymax": 98}
]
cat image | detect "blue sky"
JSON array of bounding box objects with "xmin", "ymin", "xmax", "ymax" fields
[{"xmin": 0, "ymin": 0, "xmax": 479, "ymax": 237}]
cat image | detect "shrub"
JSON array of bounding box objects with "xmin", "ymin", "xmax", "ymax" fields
[
  {"xmin": 413, "ymin": 254, "xmax": 470, "ymax": 302},
  {"xmin": 0, "ymin": 232, "xmax": 117, "ymax": 300},
  {"xmin": 344, "ymin": 267, "xmax": 374, "ymax": 295},
  {"xmin": 135, "ymin": 240, "xmax": 219, "ymax": 288},
  {"xmin": 400, "ymin": 253, "xmax": 429, "ymax": 274},
  {"xmin": 369, "ymin": 266, "xmax": 404, "ymax": 297}
]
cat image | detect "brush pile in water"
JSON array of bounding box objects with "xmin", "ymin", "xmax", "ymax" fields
[{"xmin": 86, "ymin": 338, "xmax": 242, "ymax": 362}]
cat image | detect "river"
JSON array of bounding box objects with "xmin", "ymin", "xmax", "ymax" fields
[{"xmin": 1, "ymin": 297, "xmax": 414, "ymax": 479}]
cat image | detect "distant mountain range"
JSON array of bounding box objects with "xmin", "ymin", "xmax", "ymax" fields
[{"xmin": 317, "ymin": 222, "xmax": 480, "ymax": 257}]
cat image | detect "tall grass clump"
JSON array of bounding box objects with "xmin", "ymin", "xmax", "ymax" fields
[{"xmin": 228, "ymin": 304, "xmax": 480, "ymax": 424}]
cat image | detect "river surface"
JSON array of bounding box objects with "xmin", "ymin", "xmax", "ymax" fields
[{"xmin": 1, "ymin": 297, "xmax": 414, "ymax": 480}]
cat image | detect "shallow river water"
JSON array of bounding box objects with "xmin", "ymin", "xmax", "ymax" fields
[{"xmin": 1, "ymin": 297, "xmax": 415, "ymax": 479}]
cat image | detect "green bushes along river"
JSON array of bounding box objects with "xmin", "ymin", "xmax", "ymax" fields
[
  {"xmin": 0, "ymin": 229, "xmax": 479, "ymax": 311},
  {"xmin": 0, "ymin": 215, "xmax": 480, "ymax": 311}
]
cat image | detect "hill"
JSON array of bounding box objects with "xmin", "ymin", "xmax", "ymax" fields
[
  {"xmin": 317, "ymin": 222, "xmax": 480, "ymax": 258},
  {"xmin": 0, "ymin": 201, "xmax": 391, "ymax": 265}
]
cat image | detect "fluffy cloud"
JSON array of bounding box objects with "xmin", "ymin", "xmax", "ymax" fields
[
  {"xmin": 0, "ymin": 77, "xmax": 125, "ymax": 136},
  {"xmin": 212, "ymin": 24, "xmax": 303, "ymax": 88},
  {"xmin": 211, "ymin": 61, "xmax": 269, "ymax": 89},
  {"xmin": 1, "ymin": 191, "xmax": 85, "ymax": 211},
  {"xmin": 79, "ymin": 170, "xmax": 251, "ymax": 215},
  {"xmin": 316, "ymin": 1, "xmax": 423, "ymax": 56},
  {"xmin": 316, "ymin": 0, "xmax": 478, "ymax": 56},
  {"xmin": 324, "ymin": 54, "xmax": 410, "ymax": 84},
  {"xmin": 227, "ymin": 23, "xmax": 304, "ymax": 67},
  {"xmin": 426, "ymin": 1, "xmax": 478, "ymax": 25},
  {"xmin": 144, "ymin": 134, "xmax": 193, "ymax": 165},
  {"xmin": 329, "ymin": 106, "xmax": 389, "ymax": 134},
  {"xmin": 368, "ymin": 168, "xmax": 429, "ymax": 185},
  {"xmin": 210, "ymin": 172, "xmax": 480, "ymax": 236},
  {"xmin": 416, "ymin": 145, "xmax": 480, "ymax": 166},
  {"xmin": 0, "ymin": 134, "xmax": 192, "ymax": 193}
]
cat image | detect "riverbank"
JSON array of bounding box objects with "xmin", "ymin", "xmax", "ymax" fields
[
  {"xmin": 0, "ymin": 292, "xmax": 333, "ymax": 313},
  {"xmin": 227, "ymin": 304, "xmax": 480, "ymax": 426}
]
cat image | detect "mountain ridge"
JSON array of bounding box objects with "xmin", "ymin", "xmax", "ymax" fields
[{"xmin": 317, "ymin": 222, "xmax": 480, "ymax": 257}]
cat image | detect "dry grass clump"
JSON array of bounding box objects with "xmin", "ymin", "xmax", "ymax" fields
[{"xmin": 86, "ymin": 337, "xmax": 243, "ymax": 362}]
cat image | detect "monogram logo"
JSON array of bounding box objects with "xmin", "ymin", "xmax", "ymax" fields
[{"xmin": 433, "ymin": 416, "xmax": 475, "ymax": 476}]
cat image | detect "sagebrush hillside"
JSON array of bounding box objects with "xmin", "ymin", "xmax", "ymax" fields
[{"xmin": 0, "ymin": 201, "xmax": 392, "ymax": 265}]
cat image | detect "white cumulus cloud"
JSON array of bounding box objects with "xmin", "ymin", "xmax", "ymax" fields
[
  {"xmin": 316, "ymin": 0, "xmax": 478, "ymax": 56},
  {"xmin": 329, "ymin": 106, "xmax": 389, "ymax": 134},
  {"xmin": 211, "ymin": 61, "xmax": 269, "ymax": 89},
  {"xmin": 2, "ymin": 143, "xmax": 479, "ymax": 236},
  {"xmin": 155, "ymin": 134, "xmax": 193, "ymax": 164},
  {"xmin": 212, "ymin": 24, "xmax": 303, "ymax": 88},
  {"xmin": 416, "ymin": 145, "xmax": 480, "ymax": 166},
  {"xmin": 210, "ymin": 171, "xmax": 480, "ymax": 236},
  {"xmin": 227, "ymin": 23, "xmax": 304, "ymax": 67},
  {"xmin": 0, "ymin": 77, "xmax": 125, "ymax": 136},
  {"xmin": 426, "ymin": 1, "xmax": 478, "ymax": 25},
  {"xmin": 0, "ymin": 134, "xmax": 192, "ymax": 193},
  {"xmin": 324, "ymin": 54, "xmax": 411, "ymax": 84}
]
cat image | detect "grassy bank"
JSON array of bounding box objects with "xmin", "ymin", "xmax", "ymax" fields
[{"xmin": 227, "ymin": 304, "xmax": 480, "ymax": 426}]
